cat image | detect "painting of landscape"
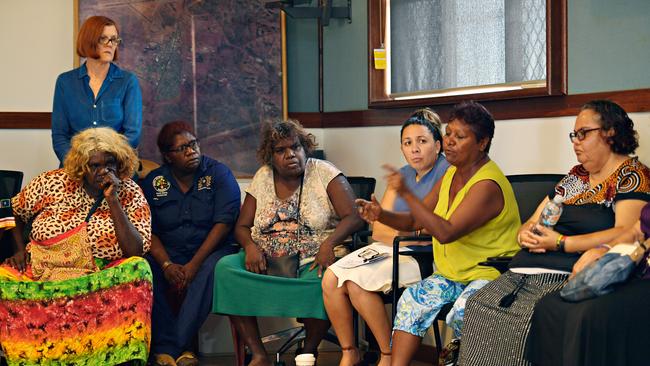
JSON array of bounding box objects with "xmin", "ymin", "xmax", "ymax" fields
[{"xmin": 79, "ymin": 0, "xmax": 282, "ymax": 175}]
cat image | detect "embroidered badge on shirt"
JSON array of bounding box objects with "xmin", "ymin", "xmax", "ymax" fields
[
  {"xmin": 198, "ymin": 176, "xmax": 212, "ymax": 191},
  {"xmin": 153, "ymin": 175, "xmax": 170, "ymax": 197}
]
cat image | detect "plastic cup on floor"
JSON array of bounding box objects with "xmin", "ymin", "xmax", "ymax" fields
[{"xmin": 295, "ymin": 353, "xmax": 316, "ymax": 366}]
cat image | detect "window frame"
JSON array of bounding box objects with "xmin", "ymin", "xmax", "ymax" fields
[{"xmin": 367, "ymin": 0, "xmax": 567, "ymax": 108}]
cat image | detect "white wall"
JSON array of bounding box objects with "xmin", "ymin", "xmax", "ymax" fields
[
  {"xmin": 0, "ymin": 0, "xmax": 71, "ymax": 182},
  {"xmin": 318, "ymin": 113, "xmax": 650, "ymax": 198}
]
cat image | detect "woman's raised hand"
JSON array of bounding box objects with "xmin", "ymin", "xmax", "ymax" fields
[
  {"xmin": 383, "ymin": 164, "xmax": 408, "ymax": 196},
  {"xmin": 244, "ymin": 244, "xmax": 267, "ymax": 274},
  {"xmin": 102, "ymin": 168, "xmax": 122, "ymax": 199},
  {"xmin": 356, "ymin": 194, "xmax": 382, "ymax": 223}
]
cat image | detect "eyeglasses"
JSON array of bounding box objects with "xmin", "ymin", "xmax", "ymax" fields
[
  {"xmin": 357, "ymin": 247, "xmax": 388, "ymax": 263},
  {"xmin": 98, "ymin": 36, "xmax": 122, "ymax": 46},
  {"xmin": 167, "ymin": 139, "xmax": 200, "ymax": 153},
  {"xmin": 569, "ymin": 127, "xmax": 601, "ymax": 142}
]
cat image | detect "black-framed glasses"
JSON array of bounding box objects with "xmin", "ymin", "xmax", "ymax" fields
[
  {"xmin": 98, "ymin": 36, "xmax": 122, "ymax": 46},
  {"xmin": 167, "ymin": 139, "xmax": 199, "ymax": 153},
  {"xmin": 569, "ymin": 127, "xmax": 601, "ymax": 142}
]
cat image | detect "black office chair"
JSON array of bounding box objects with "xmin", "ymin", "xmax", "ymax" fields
[
  {"xmin": 0, "ymin": 170, "xmax": 24, "ymax": 262},
  {"xmin": 479, "ymin": 174, "xmax": 564, "ymax": 272},
  {"xmin": 346, "ymin": 176, "xmax": 376, "ymax": 250}
]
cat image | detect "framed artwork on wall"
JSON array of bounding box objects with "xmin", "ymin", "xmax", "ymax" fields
[{"xmin": 77, "ymin": 0, "xmax": 286, "ymax": 176}]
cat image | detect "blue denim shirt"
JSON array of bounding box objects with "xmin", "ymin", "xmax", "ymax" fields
[
  {"xmin": 51, "ymin": 62, "xmax": 142, "ymax": 162},
  {"xmin": 141, "ymin": 156, "xmax": 241, "ymax": 261}
]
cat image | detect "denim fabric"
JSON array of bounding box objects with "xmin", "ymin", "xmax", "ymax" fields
[
  {"xmin": 51, "ymin": 63, "xmax": 142, "ymax": 162},
  {"xmin": 560, "ymin": 252, "xmax": 636, "ymax": 302}
]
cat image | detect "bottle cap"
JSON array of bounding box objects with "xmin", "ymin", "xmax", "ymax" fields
[{"xmin": 552, "ymin": 194, "xmax": 564, "ymax": 203}]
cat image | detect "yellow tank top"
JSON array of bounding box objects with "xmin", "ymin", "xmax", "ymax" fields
[{"xmin": 433, "ymin": 160, "xmax": 520, "ymax": 283}]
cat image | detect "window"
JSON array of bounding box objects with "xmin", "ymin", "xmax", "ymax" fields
[{"xmin": 368, "ymin": 0, "xmax": 566, "ymax": 108}]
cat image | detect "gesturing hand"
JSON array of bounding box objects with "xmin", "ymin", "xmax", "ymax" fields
[
  {"xmin": 245, "ymin": 245, "xmax": 267, "ymax": 274},
  {"xmin": 356, "ymin": 194, "xmax": 382, "ymax": 223},
  {"xmin": 383, "ymin": 164, "xmax": 409, "ymax": 196}
]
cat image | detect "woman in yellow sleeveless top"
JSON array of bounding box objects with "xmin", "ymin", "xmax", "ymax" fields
[{"xmin": 357, "ymin": 102, "xmax": 520, "ymax": 366}]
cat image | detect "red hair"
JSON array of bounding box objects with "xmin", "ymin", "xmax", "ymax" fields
[{"xmin": 77, "ymin": 16, "xmax": 119, "ymax": 61}]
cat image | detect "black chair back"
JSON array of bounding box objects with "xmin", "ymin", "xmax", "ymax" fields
[
  {"xmin": 507, "ymin": 174, "xmax": 564, "ymax": 223},
  {"xmin": 345, "ymin": 176, "xmax": 376, "ymax": 201},
  {"xmin": 345, "ymin": 176, "xmax": 376, "ymax": 247},
  {"xmin": 0, "ymin": 170, "xmax": 24, "ymax": 261},
  {"xmin": 0, "ymin": 170, "xmax": 23, "ymax": 199}
]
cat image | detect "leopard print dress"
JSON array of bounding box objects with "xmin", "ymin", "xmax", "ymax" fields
[{"xmin": 11, "ymin": 169, "xmax": 151, "ymax": 260}]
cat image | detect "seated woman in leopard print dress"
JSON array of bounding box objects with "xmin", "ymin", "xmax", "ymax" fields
[{"xmin": 0, "ymin": 127, "xmax": 153, "ymax": 366}]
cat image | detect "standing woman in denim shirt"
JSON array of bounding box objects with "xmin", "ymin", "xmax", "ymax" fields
[{"xmin": 52, "ymin": 15, "xmax": 142, "ymax": 164}]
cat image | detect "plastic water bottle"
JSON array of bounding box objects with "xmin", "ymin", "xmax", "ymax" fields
[{"xmin": 535, "ymin": 194, "xmax": 564, "ymax": 233}]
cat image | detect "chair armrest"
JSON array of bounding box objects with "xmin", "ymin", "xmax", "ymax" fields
[
  {"xmin": 390, "ymin": 235, "xmax": 433, "ymax": 320},
  {"xmin": 478, "ymin": 255, "xmax": 513, "ymax": 274}
]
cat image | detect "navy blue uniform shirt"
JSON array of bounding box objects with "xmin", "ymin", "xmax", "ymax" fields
[{"xmin": 142, "ymin": 156, "xmax": 241, "ymax": 260}]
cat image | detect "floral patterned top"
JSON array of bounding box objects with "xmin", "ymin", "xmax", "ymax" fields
[
  {"xmin": 247, "ymin": 159, "xmax": 342, "ymax": 262},
  {"xmin": 11, "ymin": 169, "xmax": 151, "ymax": 260}
]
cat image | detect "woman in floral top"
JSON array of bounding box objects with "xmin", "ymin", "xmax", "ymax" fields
[{"xmin": 214, "ymin": 119, "xmax": 362, "ymax": 366}]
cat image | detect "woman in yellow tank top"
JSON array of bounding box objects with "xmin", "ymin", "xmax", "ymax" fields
[{"xmin": 357, "ymin": 101, "xmax": 520, "ymax": 366}]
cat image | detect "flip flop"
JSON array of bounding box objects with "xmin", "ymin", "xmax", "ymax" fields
[{"xmin": 176, "ymin": 351, "xmax": 199, "ymax": 366}]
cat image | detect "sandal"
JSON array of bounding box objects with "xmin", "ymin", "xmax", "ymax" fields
[
  {"xmin": 438, "ymin": 338, "xmax": 460, "ymax": 366},
  {"xmin": 175, "ymin": 351, "xmax": 199, "ymax": 366},
  {"xmin": 152, "ymin": 353, "xmax": 177, "ymax": 366}
]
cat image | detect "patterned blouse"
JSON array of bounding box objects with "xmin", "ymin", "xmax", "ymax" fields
[
  {"xmin": 247, "ymin": 159, "xmax": 342, "ymax": 262},
  {"xmin": 556, "ymin": 157, "xmax": 650, "ymax": 206},
  {"xmin": 11, "ymin": 169, "xmax": 151, "ymax": 260}
]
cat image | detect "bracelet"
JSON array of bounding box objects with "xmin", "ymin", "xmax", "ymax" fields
[
  {"xmin": 161, "ymin": 260, "xmax": 173, "ymax": 272},
  {"xmin": 556, "ymin": 235, "xmax": 566, "ymax": 252}
]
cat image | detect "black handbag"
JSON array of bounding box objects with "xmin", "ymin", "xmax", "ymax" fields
[
  {"xmin": 264, "ymin": 176, "xmax": 304, "ymax": 279},
  {"xmin": 266, "ymin": 252, "xmax": 300, "ymax": 278}
]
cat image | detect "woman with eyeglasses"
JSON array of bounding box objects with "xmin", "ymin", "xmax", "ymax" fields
[
  {"xmin": 51, "ymin": 15, "xmax": 142, "ymax": 164},
  {"xmin": 321, "ymin": 108, "xmax": 450, "ymax": 366},
  {"xmin": 141, "ymin": 121, "xmax": 241, "ymax": 366},
  {"xmin": 458, "ymin": 100, "xmax": 650, "ymax": 366}
]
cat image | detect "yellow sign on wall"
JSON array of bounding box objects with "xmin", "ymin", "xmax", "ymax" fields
[{"xmin": 374, "ymin": 48, "xmax": 386, "ymax": 70}]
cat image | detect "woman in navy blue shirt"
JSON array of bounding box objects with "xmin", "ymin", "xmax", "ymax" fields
[
  {"xmin": 52, "ymin": 15, "xmax": 142, "ymax": 163},
  {"xmin": 142, "ymin": 121, "xmax": 241, "ymax": 366}
]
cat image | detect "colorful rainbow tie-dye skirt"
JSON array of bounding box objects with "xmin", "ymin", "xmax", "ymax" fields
[{"xmin": 0, "ymin": 256, "xmax": 152, "ymax": 365}]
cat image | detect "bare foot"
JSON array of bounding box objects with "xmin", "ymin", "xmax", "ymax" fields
[
  {"xmin": 339, "ymin": 347, "xmax": 361, "ymax": 366},
  {"xmin": 248, "ymin": 354, "xmax": 272, "ymax": 366}
]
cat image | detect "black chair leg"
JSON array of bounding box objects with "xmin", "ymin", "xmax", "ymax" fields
[{"xmin": 433, "ymin": 321, "xmax": 443, "ymax": 359}]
